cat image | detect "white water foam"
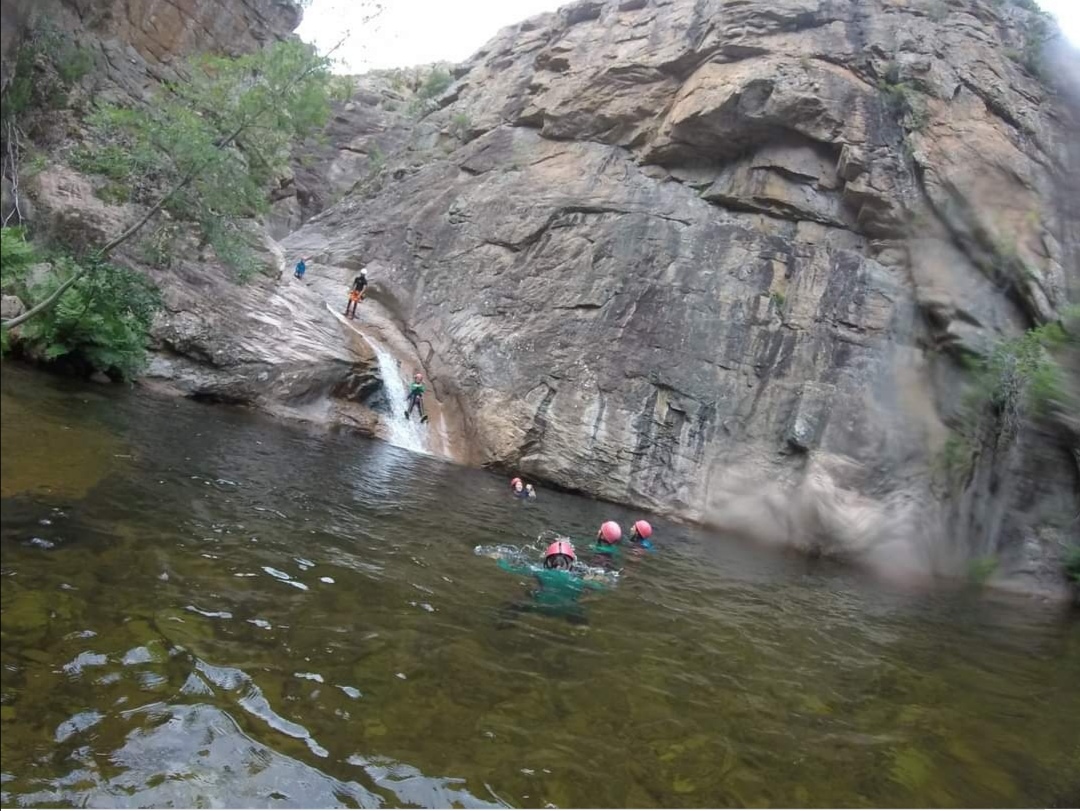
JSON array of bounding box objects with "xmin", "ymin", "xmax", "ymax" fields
[{"xmin": 368, "ymin": 342, "xmax": 429, "ymax": 455}]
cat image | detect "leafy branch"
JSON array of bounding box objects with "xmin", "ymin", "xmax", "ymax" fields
[{"xmin": 3, "ymin": 39, "xmax": 342, "ymax": 330}]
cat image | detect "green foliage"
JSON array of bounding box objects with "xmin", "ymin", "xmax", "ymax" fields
[
  {"xmin": 18, "ymin": 257, "xmax": 162, "ymax": 380},
  {"xmin": 878, "ymin": 76, "xmax": 929, "ymax": 132},
  {"xmin": 979, "ymin": 319, "xmax": 1069, "ymax": 435},
  {"xmin": 0, "ymin": 227, "xmax": 38, "ymax": 286},
  {"xmin": 329, "ymin": 75, "xmax": 356, "ymax": 103},
  {"xmin": 137, "ymin": 222, "xmax": 179, "ymax": 269},
  {"xmin": 967, "ymin": 555, "xmax": 999, "ymax": 584},
  {"xmin": 418, "ymin": 68, "xmax": 453, "ymax": 99},
  {"xmin": 995, "ymin": 0, "xmax": 1055, "ymax": 80},
  {"xmin": 23, "ymin": 151, "xmax": 48, "ymax": 177},
  {"xmin": 55, "ymin": 40, "xmax": 93, "ymax": 85},
  {"xmin": 934, "ymin": 431, "xmax": 974, "ymax": 484},
  {"xmin": 1, "ymin": 226, "xmax": 161, "ymax": 378},
  {"xmin": 68, "ymin": 143, "xmax": 141, "ymax": 182},
  {"xmin": 1065, "ymin": 544, "xmax": 1080, "ymax": 584},
  {"xmin": 367, "ymin": 143, "xmax": 385, "ymax": 170},
  {"xmin": 941, "ymin": 307, "xmax": 1078, "ymax": 498},
  {"xmin": 406, "ymin": 67, "xmax": 454, "ymax": 117},
  {"xmin": 97, "ymin": 182, "xmax": 130, "ymax": 205},
  {"xmin": 450, "ymin": 111, "xmax": 472, "ymax": 140},
  {"xmin": 1019, "ymin": 14, "xmax": 1052, "ymax": 81},
  {"xmin": 1, "ymin": 22, "xmax": 93, "ymax": 121},
  {"xmin": 770, "ymin": 290, "xmax": 787, "ymax": 310},
  {"xmin": 81, "ymin": 40, "xmax": 334, "ymax": 277}
]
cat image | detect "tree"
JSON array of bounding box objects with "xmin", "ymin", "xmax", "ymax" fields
[{"xmin": 2, "ymin": 39, "xmax": 338, "ymax": 331}]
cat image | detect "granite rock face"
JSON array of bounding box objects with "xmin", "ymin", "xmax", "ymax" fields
[{"xmin": 284, "ymin": 0, "xmax": 1079, "ymax": 593}]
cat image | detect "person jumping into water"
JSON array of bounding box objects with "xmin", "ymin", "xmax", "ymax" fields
[
  {"xmin": 345, "ymin": 269, "xmax": 367, "ymax": 319},
  {"xmin": 404, "ymin": 372, "xmax": 429, "ymax": 423}
]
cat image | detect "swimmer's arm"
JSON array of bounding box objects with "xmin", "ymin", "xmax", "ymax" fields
[{"xmin": 496, "ymin": 559, "xmax": 531, "ymax": 577}]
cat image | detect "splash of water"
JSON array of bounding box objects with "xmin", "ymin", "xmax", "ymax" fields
[{"xmin": 369, "ymin": 342, "xmax": 429, "ymax": 455}]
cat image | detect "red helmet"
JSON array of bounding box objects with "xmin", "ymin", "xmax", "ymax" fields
[
  {"xmin": 510, "ymin": 477, "xmax": 523, "ymax": 488},
  {"xmin": 544, "ymin": 540, "xmax": 576, "ymax": 562},
  {"xmin": 633, "ymin": 520, "xmax": 653, "ymax": 539},
  {"xmin": 598, "ymin": 521, "xmax": 622, "ymax": 544}
]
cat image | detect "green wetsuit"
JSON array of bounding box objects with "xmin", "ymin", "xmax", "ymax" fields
[
  {"xmin": 406, "ymin": 381, "xmax": 425, "ymax": 418},
  {"xmin": 497, "ymin": 559, "xmax": 606, "ymax": 609},
  {"xmin": 591, "ymin": 541, "xmax": 623, "ymax": 569}
]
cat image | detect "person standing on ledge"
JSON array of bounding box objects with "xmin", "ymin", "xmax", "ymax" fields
[
  {"xmin": 294, "ymin": 257, "xmax": 307, "ymax": 280},
  {"xmin": 345, "ymin": 269, "xmax": 367, "ymax": 319}
]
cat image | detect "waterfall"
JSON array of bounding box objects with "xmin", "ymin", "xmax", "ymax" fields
[
  {"xmin": 324, "ymin": 302, "xmax": 429, "ymax": 455},
  {"xmin": 369, "ymin": 342, "xmax": 429, "ymax": 455}
]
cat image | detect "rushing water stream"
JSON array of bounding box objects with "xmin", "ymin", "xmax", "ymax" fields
[
  {"xmin": 366, "ymin": 342, "xmax": 429, "ymax": 456},
  {"xmin": 1, "ymin": 366, "xmax": 1078, "ymax": 808}
]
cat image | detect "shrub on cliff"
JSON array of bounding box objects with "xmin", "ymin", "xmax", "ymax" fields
[
  {"xmin": 937, "ymin": 308, "xmax": 1077, "ymax": 475},
  {"xmin": 418, "ymin": 68, "xmax": 453, "ymax": 99}
]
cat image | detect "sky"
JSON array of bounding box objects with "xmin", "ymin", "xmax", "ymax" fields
[{"xmin": 297, "ymin": 0, "xmax": 1080, "ymax": 73}]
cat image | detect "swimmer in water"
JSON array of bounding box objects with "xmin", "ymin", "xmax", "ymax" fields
[
  {"xmin": 525, "ymin": 483, "xmax": 536, "ymax": 499},
  {"xmin": 510, "ymin": 477, "xmax": 526, "ymax": 498},
  {"xmin": 591, "ymin": 520, "xmax": 623, "ymax": 570},
  {"xmin": 493, "ymin": 539, "xmax": 608, "ymax": 626},
  {"xmin": 630, "ymin": 519, "xmax": 653, "ymax": 548}
]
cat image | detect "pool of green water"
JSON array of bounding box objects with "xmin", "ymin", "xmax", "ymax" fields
[{"xmin": 1, "ymin": 365, "xmax": 1078, "ymax": 808}]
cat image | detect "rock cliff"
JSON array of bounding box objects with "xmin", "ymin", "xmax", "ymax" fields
[{"xmin": 284, "ymin": 0, "xmax": 1079, "ymax": 593}]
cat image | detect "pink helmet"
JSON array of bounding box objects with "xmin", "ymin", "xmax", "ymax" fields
[
  {"xmin": 510, "ymin": 477, "xmax": 523, "ymax": 488},
  {"xmin": 633, "ymin": 520, "xmax": 653, "ymax": 539},
  {"xmin": 598, "ymin": 521, "xmax": 622, "ymax": 544},
  {"xmin": 544, "ymin": 539, "xmax": 576, "ymax": 562}
]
